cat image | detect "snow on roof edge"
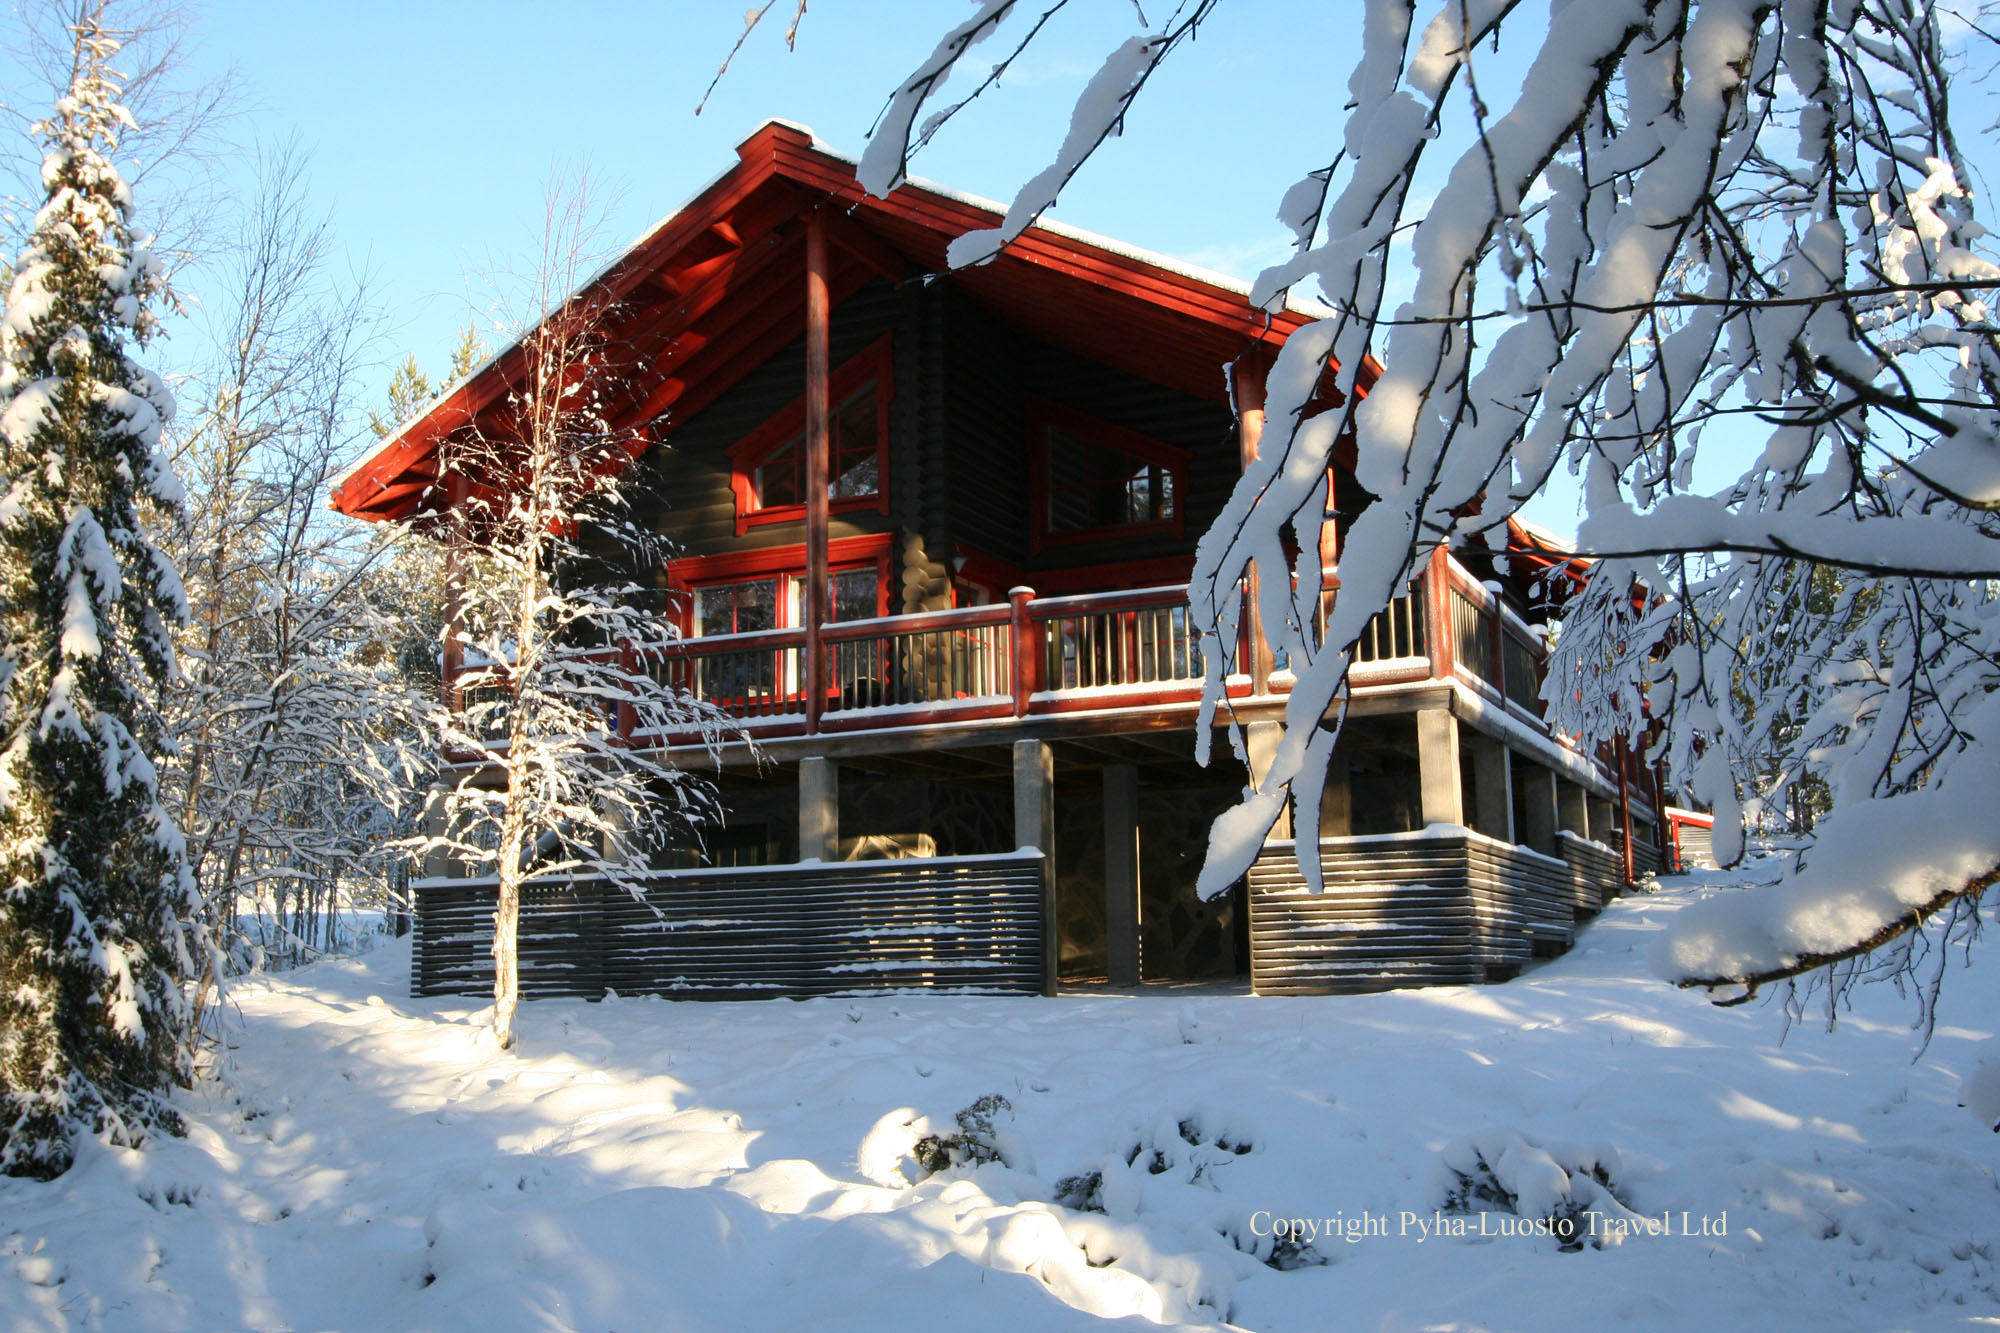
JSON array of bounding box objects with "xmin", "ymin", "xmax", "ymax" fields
[
  {"xmin": 1511, "ymin": 514, "xmax": 1578, "ymax": 556},
  {"xmin": 334, "ymin": 118, "xmax": 1334, "ymax": 503}
]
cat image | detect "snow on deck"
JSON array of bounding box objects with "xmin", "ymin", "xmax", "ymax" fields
[{"xmin": 2, "ymin": 872, "xmax": 1996, "ymax": 1330}]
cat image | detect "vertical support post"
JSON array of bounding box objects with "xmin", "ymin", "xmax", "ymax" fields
[
  {"xmin": 1244, "ymin": 719, "xmax": 1291, "ymax": 839},
  {"xmin": 615, "ymin": 638, "xmax": 636, "ymax": 739},
  {"xmin": 1320, "ymin": 458, "xmax": 1340, "ymax": 578},
  {"xmin": 1488, "ymin": 590, "xmax": 1506, "ymax": 699},
  {"xmin": 1558, "ymin": 780, "xmax": 1590, "ymax": 840},
  {"xmin": 1103, "ymin": 764, "xmax": 1142, "ymax": 987},
  {"xmin": 1425, "ymin": 545, "xmax": 1454, "ymax": 683},
  {"xmin": 442, "ymin": 471, "xmax": 469, "ymax": 715},
  {"xmin": 1416, "ymin": 707, "xmax": 1463, "ymax": 828},
  {"xmin": 803, "ymin": 210, "xmax": 832, "ymax": 735},
  {"xmin": 1319, "ymin": 751, "xmax": 1353, "ymax": 837},
  {"xmin": 1009, "ymin": 586, "xmax": 1037, "ymax": 718},
  {"xmin": 1013, "ymin": 739, "xmax": 1057, "ymax": 996},
  {"xmin": 1467, "ymin": 734, "xmax": 1513, "ymax": 842},
  {"xmin": 419, "ymin": 786, "xmax": 454, "ymax": 880},
  {"xmin": 1615, "ymin": 734, "xmax": 1636, "ymax": 886},
  {"xmin": 1231, "ymin": 353, "xmax": 1274, "ymax": 695},
  {"xmin": 799, "ymin": 756, "xmax": 838, "ymax": 862},
  {"xmin": 1516, "ymin": 758, "xmax": 1559, "ymax": 857}
]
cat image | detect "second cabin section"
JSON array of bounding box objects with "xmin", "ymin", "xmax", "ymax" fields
[{"xmin": 334, "ymin": 123, "xmax": 1667, "ymax": 999}]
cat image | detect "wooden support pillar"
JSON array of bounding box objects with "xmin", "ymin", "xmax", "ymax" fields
[
  {"xmin": 1319, "ymin": 752, "xmax": 1353, "ymax": 838},
  {"xmin": 1320, "ymin": 460, "xmax": 1340, "ymax": 576},
  {"xmin": 1516, "ymin": 757, "xmax": 1560, "ymax": 857},
  {"xmin": 1009, "ymin": 586, "xmax": 1037, "ymax": 718},
  {"xmin": 1103, "ymin": 764, "xmax": 1142, "ymax": 987},
  {"xmin": 799, "ymin": 756, "xmax": 838, "ymax": 862},
  {"xmin": 1558, "ymin": 780, "xmax": 1590, "ymax": 840},
  {"xmin": 1467, "ymin": 734, "xmax": 1513, "ymax": 843},
  {"xmin": 803, "ymin": 209, "xmax": 831, "ymax": 734},
  {"xmin": 1013, "ymin": 740, "xmax": 1057, "ymax": 995},
  {"xmin": 1416, "ymin": 707, "xmax": 1463, "ymax": 828},
  {"xmin": 442, "ymin": 471, "xmax": 468, "ymax": 714},
  {"xmin": 1231, "ymin": 353, "xmax": 1275, "ymax": 695},
  {"xmin": 1615, "ymin": 734, "xmax": 1636, "ymax": 886},
  {"xmin": 419, "ymin": 786, "xmax": 454, "ymax": 879},
  {"xmin": 1425, "ymin": 545, "xmax": 1454, "ymax": 682}
]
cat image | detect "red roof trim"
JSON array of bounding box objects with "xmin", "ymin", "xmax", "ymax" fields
[{"xmin": 330, "ymin": 121, "xmax": 1369, "ymax": 525}]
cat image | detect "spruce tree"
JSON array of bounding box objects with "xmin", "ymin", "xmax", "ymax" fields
[{"xmin": 0, "ymin": 12, "xmax": 194, "ymax": 1179}]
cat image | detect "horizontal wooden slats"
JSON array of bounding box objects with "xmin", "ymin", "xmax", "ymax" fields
[
  {"xmin": 1248, "ymin": 832, "xmax": 1623, "ymax": 996},
  {"xmin": 414, "ymin": 854, "xmax": 1045, "ymax": 1001},
  {"xmin": 1556, "ymin": 831, "xmax": 1623, "ymax": 917}
]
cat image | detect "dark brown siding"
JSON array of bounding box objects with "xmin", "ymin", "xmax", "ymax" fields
[
  {"xmin": 629, "ymin": 277, "xmax": 916, "ymax": 559},
  {"xmin": 938, "ymin": 287, "xmax": 1030, "ymax": 566}
]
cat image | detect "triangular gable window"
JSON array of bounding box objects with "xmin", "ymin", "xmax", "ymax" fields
[{"xmin": 728, "ymin": 334, "xmax": 893, "ymax": 534}]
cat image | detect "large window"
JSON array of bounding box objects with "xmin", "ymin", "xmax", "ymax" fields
[
  {"xmin": 670, "ymin": 536, "xmax": 893, "ymax": 709},
  {"xmin": 1028, "ymin": 399, "xmax": 1190, "ymax": 551},
  {"xmin": 693, "ymin": 566, "xmax": 880, "ymax": 636},
  {"xmin": 728, "ymin": 335, "xmax": 893, "ymax": 534},
  {"xmin": 670, "ymin": 534, "xmax": 894, "ymax": 640}
]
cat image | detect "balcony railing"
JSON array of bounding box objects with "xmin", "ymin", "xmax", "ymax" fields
[{"xmin": 442, "ymin": 554, "xmax": 1558, "ymax": 743}]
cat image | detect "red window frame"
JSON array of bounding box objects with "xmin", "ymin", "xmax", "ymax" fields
[
  {"xmin": 1026, "ymin": 398, "xmax": 1190, "ymax": 553},
  {"xmin": 726, "ymin": 334, "xmax": 894, "ymax": 536},
  {"xmin": 667, "ymin": 533, "xmax": 895, "ymax": 637}
]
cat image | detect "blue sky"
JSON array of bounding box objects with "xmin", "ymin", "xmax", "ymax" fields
[
  {"xmin": 163, "ymin": 2, "xmax": 1572, "ymax": 527},
  {"xmin": 184, "ymin": 3, "xmax": 1338, "ymax": 369}
]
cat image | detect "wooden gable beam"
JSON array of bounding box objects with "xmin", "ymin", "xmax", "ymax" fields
[
  {"xmin": 610, "ymin": 250, "xmax": 875, "ymax": 439},
  {"xmin": 821, "ymin": 209, "xmax": 908, "ymax": 285}
]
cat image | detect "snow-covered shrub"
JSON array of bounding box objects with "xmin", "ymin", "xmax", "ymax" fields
[
  {"xmin": 912, "ymin": 1093, "xmax": 1019, "ymax": 1177},
  {"xmin": 1052, "ymin": 1167, "xmax": 1106, "ymax": 1212},
  {"xmin": 1959, "ymin": 1044, "xmax": 2000, "ymax": 1133},
  {"xmin": 1430, "ymin": 1131, "xmax": 1639, "ymax": 1252},
  {"xmin": 1214, "ymin": 1212, "xmax": 1330, "ymax": 1271},
  {"xmin": 861, "ymin": 1095, "xmax": 1030, "ymax": 1186},
  {"xmin": 1119, "ymin": 1107, "xmax": 1259, "ymax": 1184}
]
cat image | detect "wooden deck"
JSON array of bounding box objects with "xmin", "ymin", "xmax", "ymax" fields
[{"xmin": 443, "ymin": 550, "xmax": 1627, "ymax": 791}]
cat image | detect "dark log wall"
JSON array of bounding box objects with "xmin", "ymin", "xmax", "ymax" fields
[
  {"xmin": 1247, "ymin": 833, "xmax": 1622, "ymax": 996},
  {"xmin": 413, "ymin": 853, "xmax": 1046, "ymax": 1000},
  {"xmin": 627, "ymin": 277, "xmax": 917, "ymax": 560},
  {"xmin": 1014, "ymin": 324, "xmax": 1238, "ymax": 580},
  {"xmin": 939, "ymin": 286, "xmax": 1030, "ymax": 567},
  {"xmin": 934, "ymin": 284, "xmax": 1238, "ymax": 583},
  {"xmin": 614, "ymin": 274, "xmax": 1238, "ymax": 599}
]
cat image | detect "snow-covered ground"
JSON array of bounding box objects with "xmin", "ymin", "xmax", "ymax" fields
[{"xmin": 5, "ymin": 874, "xmax": 1997, "ymax": 1332}]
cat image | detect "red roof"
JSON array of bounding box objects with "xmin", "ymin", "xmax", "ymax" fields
[{"xmin": 331, "ymin": 122, "xmax": 1362, "ymax": 524}]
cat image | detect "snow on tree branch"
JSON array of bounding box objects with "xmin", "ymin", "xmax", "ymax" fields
[{"xmin": 878, "ymin": 0, "xmax": 2000, "ymax": 1006}]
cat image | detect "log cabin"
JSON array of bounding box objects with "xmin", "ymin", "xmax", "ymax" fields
[{"xmin": 331, "ymin": 122, "xmax": 1668, "ymax": 1001}]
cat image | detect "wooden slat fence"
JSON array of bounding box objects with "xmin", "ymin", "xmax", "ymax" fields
[
  {"xmin": 1247, "ymin": 832, "xmax": 1619, "ymax": 996},
  {"xmin": 413, "ymin": 853, "xmax": 1046, "ymax": 1000},
  {"xmin": 1556, "ymin": 831, "xmax": 1624, "ymax": 917}
]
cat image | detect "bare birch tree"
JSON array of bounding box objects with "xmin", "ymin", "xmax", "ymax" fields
[
  {"xmin": 160, "ymin": 143, "xmax": 433, "ymax": 1003},
  {"xmin": 866, "ymin": 0, "xmax": 2000, "ymax": 1016},
  {"xmin": 418, "ymin": 182, "xmax": 735, "ymax": 1052}
]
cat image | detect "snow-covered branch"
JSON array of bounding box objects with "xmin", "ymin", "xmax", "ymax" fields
[{"xmin": 880, "ymin": 0, "xmax": 2000, "ymax": 1009}]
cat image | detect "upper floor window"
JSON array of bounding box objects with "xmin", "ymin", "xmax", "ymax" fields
[
  {"xmin": 728, "ymin": 334, "xmax": 893, "ymax": 534},
  {"xmin": 1028, "ymin": 399, "xmax": 1190, "ymax": 551}
]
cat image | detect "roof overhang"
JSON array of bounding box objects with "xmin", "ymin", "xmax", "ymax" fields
[{"xmin": 331, "ymin": 121, "xmax": 1370, "ymax": 524}]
